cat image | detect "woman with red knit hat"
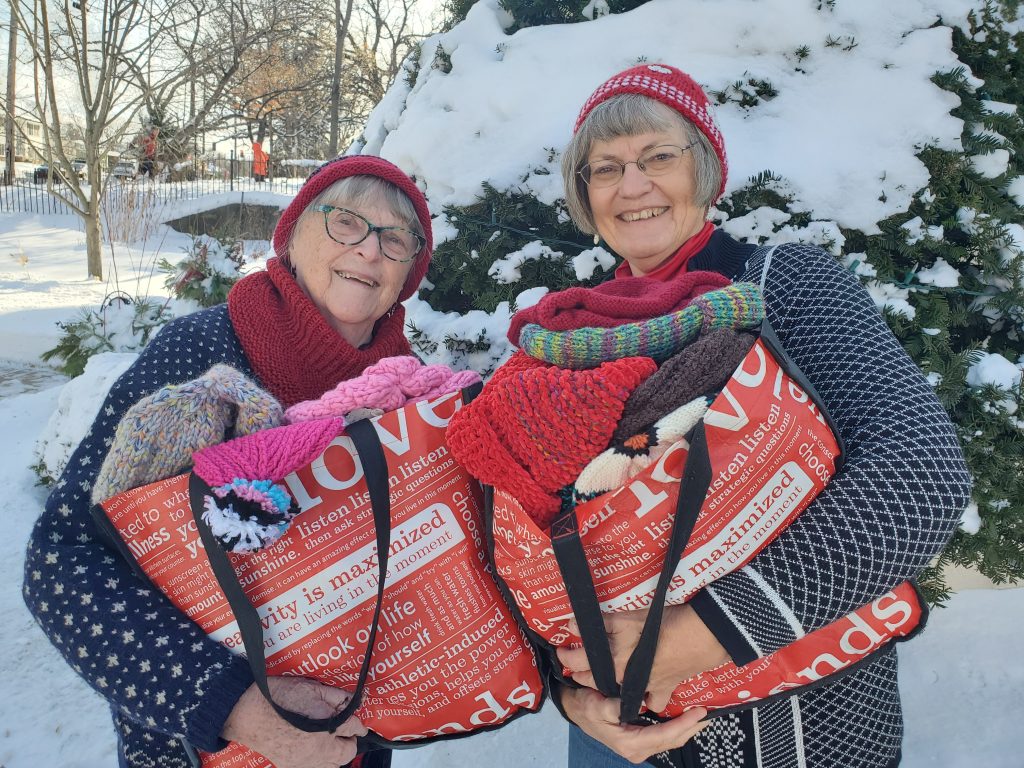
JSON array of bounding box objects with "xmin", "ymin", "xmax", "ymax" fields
[
  {"xmin": 23, "ymin": 155, "xmax": 433, "ymax": 768},
  {"xmin": 535, "ymin": 64, "xmax": 971, "ymax": 767}
]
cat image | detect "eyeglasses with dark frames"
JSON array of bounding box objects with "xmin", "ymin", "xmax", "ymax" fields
[
  {"xmin": 577, "ymin": 142, "xmax": 698, "ymax": 188},
  {"xmin": 315, "ymin": 205, "xmax": 425, "ymax": 263}
]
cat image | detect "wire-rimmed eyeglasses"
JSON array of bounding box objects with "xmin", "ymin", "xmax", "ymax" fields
[
  {"xmin": 315, "ymin": 205, "xmax": 425, "ymax": 263},
  {"xmin": 577, "ymin": 142, "xmax": 697, "ymax": 188}
]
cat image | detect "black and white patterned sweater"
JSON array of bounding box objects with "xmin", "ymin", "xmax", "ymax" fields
[
  {"xmin": 661, "ymin": 232, "xmax": 972, "ymax": 767},
  {"xmin": 23, "ymin": 305, "xmax": 261, "ymax": 768}
]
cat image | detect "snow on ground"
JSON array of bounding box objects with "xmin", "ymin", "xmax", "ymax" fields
[
  {"xmin": 1, "ymin": 214, "xmax": 1022, "ymax": 767},
  {"xmin": 3, "ymin": 0, "xmax": 1024, "ymax": 763}
]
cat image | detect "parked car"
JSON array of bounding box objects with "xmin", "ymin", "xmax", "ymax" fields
[
  {"xmin": 108, "ymin": 161, "xmax": 136, "ymax": 180},
  {"xmin": 71, "ymin": 159, "xmax": 87, "ymax": 179},
  {"xmin": 33, "ymin": 164, "xmax": 68, "ymax": 184}
]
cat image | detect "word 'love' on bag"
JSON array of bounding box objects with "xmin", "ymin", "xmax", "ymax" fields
[{"xmin": 99, "ymin": 390, "xmax": 543, "ymax": 768}]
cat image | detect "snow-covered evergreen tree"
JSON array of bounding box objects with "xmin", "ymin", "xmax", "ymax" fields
[{"xmin": 360, "ymin": 0, "xmax": 1024, "ymax": 598}]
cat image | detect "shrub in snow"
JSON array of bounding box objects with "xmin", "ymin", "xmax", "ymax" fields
[
  {"xmin": 32, "ymin": 353, "xmax": 138, "ymax": 486},
  {"xmin": 40, "ymin": 296, "xmax": 173, "ymax": 378},
  {"xmin": 158, "ymin": 235, "xmax": 248, "ymax": 308},
  {"xmin": 369, "ymin": 0, "xmax": 1024, "ymax": 599},
  {"xmin": 424, "ymin": 183, "xmax": 613, "ymax": 314},
  {"xmin": 405, "ymin": 295, "xmax": 515, "ymax": 379},
  {"xmin": 444, "ymin": 0, "xmax": 648, "ymax": 32}
]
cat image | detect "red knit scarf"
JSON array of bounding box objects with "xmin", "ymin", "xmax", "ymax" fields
[
  {"xmin": 227, "ymin": 258, "xmax": 412, "ymax": 408},
  {"xmin": 613, "ymin": 221, "xmax": 715, "ymax": 280}
]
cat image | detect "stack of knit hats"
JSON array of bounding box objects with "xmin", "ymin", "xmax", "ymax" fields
[
  {"xmin": 95, "ymin": 356, "xmax": 483, "ymax": 554},
  {"xmin": 450, "ymin": 272, "xmax": 765, "ymax": 529}
]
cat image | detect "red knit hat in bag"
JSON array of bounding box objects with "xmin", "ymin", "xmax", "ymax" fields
[
  {"xmin": 447, "ymin": 352, "xmax": 657, "ymax": 528},
  {"xmin": 574, "ymin": 63, "xmax": 728, "ymax": 200},
  {"xmin": 272, "ymin": 155, "xmax": 433, "ymax": 302}
]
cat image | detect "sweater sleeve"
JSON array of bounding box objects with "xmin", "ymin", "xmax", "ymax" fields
[
  {"xmin": 22, "ymin": 307, "xmax": 256, "ymax": 752},
  {"xmin": 689, "ymin": 244, "xmax": 972, "ymax": 664}
]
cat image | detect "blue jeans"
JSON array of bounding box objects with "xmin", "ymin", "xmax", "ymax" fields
[{"xmin": 568, "ymin": 725, "xmax": 645, "ymax": 767}]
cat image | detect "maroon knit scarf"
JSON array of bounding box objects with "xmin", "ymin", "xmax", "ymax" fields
[
  {"xmin": 227, "ymin": 258, "xmax": 412, "ymax": 408},
  {"xmin": 507, "ymin": 268, "xmax": 730, "ymax": 345}
]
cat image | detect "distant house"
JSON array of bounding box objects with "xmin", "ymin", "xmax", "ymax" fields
[{"xmin": 0, "ymin": 117, "xmax": 46, "ymax": 163}]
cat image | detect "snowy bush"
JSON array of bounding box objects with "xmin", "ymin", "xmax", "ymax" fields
[
  {"xmin": 370, "ymin": 0, "xmax": 1024, "ymax": 598},
  {"xmin": 40, "ymin": 295, "xmax": 173, "ymax": 378},
  {"xmin": 158, "ymin": 234, "xmax": 248, "ymax": 308},
  {"xmin": 32, "ymin": 353, "xmax": 138, "ymax": 486}
]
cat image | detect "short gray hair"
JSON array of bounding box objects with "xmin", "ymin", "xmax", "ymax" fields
[
  {"xmin": 561, "ymin": 94, "xmax": 722, "ymax": 235},
  {"xmin": 288, "ymin": 175, "xmax": 424, "ymax": 256}
]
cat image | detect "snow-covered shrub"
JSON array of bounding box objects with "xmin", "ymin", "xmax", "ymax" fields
[
  {"xmin": 444, "ymin": 0, "xmax": 648, "ymax": 31},
  {"xmin": 32, "ymin": 353, "xmax": 138, "ymax": 486},
  {"xmin": 158, "ymin": 235, "xmax": 247, "ymax": 308},
  {"xmin": 384, "ymin": 0, "xmax": 1024, "ymax": 600},
  {"xmin": 425, "ymin": 184, "xmax": 612, "ymax": 314},
  {"xmin": 40, "ymin": 295, "xmax": 173, "ymax": 378}
]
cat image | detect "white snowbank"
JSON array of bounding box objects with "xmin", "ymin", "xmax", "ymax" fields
[{"xmin": 362, "ymin": 0, "xmax": 968, "ymax": 233}]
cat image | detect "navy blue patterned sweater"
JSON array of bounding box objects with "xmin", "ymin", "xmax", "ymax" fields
[
  {"xmin": 580, "ymin": 233, "xmax": 972, "ymax": 767},
  {"xmin": 23, "ymin": 305, "xmax": 261, "ymax": 767},
  {"xmin": 691, "ymin": 237, "xmax": 968, "ymax": 767}
]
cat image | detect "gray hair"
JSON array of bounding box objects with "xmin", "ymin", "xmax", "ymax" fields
[
  {"xmin": 561, "ymin": 94, "xmax": 722, "ymax": 235},
  {"xmin": 288, "ymin": 175, "xmax": 424, "ymax": 257}
]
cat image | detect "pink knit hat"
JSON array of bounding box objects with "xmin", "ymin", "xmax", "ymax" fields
[
  {"xmin": 272, "ymin": 155, "xmax": 433, "ymax": 302},
  {"xmin": 285, "ymin": 356, "xmax": 482, "ymax": 423},
  {"xmin": 574, "ymin": 63, "xmax": 728, "ymax": 200},
  {"xmin": 191, "ymin": 418, "xmax": 346, "ymax": 552}
]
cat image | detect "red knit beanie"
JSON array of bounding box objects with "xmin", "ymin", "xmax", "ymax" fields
[
  {"xmin": 574, "ymin": 63, "xmax": 728, "ymax": 200},
  {"xmin": 446, "ymin": 352, "xmax": 657, "ymax": 528},
  {"xmin": 272, "ymin": 155, "xmax": 433, "ymax": 302}
]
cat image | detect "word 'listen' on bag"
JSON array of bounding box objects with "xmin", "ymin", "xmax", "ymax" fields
[
  {"xmin": 488, "ymin": 315, "xmax": 927, "ymax": 724},
  {"xmin": 98, "ymin": 390, "xmax": 543, "ymax": 768}
]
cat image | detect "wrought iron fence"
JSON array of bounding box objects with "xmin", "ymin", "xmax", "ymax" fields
[
  {"xmin": 0, "ymin": 174, "xmax": 306, "ymax": 217},
  {"xmin": 0, "ymin": 181, "xmax": 76, "ymax": 216}
]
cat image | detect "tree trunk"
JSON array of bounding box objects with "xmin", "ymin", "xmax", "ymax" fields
[
  {"xmin": 85, "ymin": 183, "xmax": 103, "ymax": 279},
  {"xmin": 4, "ymin": 17, "xmax": 16, "ymax": 186},
  {"xmin": 328, "ymin": 0, "xmax": 355, "ymax": 156}
]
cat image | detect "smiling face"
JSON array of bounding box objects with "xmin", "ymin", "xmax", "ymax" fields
[
  {"xmin": 586, "ymin": 127, "xmax": 707, "ymax": 276},
  {"xmin": 289, "ymin": 194, "xmax": 416, "ymax": 347}
]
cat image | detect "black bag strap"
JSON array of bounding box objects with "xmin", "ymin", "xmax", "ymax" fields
[
  {"xmin": 189, "ymin": 416, "xmax": 393, "ymax": 733},
  {"xmin": 89, "ymin": 500, "xmax": 152, "ymax": 581},
  {"xmin": 549, "ymin": 508, "xmax": 620, "ymax": 698},
  {"xmin": 550, "ymin": 422, "xmax": 713, "ymax": 724}
]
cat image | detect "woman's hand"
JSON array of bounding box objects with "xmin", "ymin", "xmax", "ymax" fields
[
  {"xmin": 556, "ymin": 604, "xmax": 730, "ymax": 712},
  {"xmin": 221, "ymin": 676, "xmax": 367, "ymax": 768},
  {"xmin": 561, "ymin": 685, "xmax": 708, "ymax": 764}
]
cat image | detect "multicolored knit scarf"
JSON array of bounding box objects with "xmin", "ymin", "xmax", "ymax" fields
[
  {"xmin": 228, "ymin": 257, "xmax": 412, "ymax": 408},
  {"xmin": 517, "ymin": 282, "xmax": 764, "ymax": 369},
  {"xmin": 507, "ymin": 266, "xmax": 729, "ymax": 344}
]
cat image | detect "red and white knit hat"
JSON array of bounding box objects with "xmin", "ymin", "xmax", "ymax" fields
[
  {"xmin": 272, "ymin": 155, "xmax": 433, "ymax": 302},
  {"xmin": 574, "ymin": 63, "xmax": 728, "ymax": 200}
]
